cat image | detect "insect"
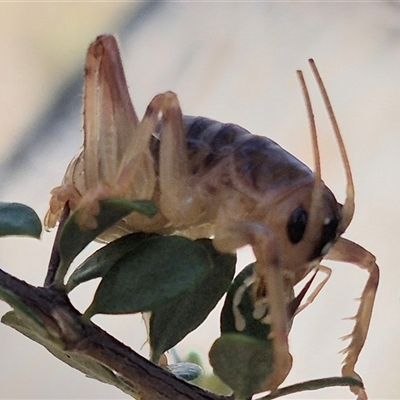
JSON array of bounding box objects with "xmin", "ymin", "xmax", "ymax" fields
[{"xmin": 45, "ymin": 35, "xmax": 379, "ymax": 399}]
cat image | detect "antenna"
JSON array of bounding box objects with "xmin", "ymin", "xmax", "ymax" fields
[
  {"xmin": 296, "ymin": 69, "xmax": 323, "ymax": 233},
  {"xmin": 308, "ymin": 59, "xmax": 355, "ymax": 231}
]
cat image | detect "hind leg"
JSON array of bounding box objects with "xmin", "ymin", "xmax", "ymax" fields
[
  {"xmin": 45, "ymin": 36, "xmax": 156, "ymax": 230},
  {"xmin": 70, "ymin": 92, "xmax": 165, "ymax": 230}
]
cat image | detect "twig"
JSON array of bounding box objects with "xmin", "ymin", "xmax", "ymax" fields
[
  {"xmin": 0, "ymin": 268, "xmax": 226, "ymax": 400},
  {"xmin": 44, "ymin": 202, "xmax": 70, "ymax": 288},
  {"xmin": 259, "ymin": 376, "xmax": 364, "ymax": 400}
]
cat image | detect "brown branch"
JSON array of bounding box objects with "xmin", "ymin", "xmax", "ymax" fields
[
  {"xmin": 0, "ymin": 268, "xmax": 227, "ymax": 400},
  {"xmin": 44, "ymin": 202, "xmax": 70, "ymax": 287}
]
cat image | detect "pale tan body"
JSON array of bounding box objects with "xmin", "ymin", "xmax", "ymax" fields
[{"xmin": 46, "ymin": 36, "xmax": 379, "ymax": 399}]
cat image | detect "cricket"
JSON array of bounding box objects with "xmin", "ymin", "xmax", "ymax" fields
[{"xmin": 45, "ymin": 35, "xmax": 379, "ymax": 400}]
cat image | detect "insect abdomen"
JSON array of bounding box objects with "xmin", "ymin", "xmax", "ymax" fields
[{"xmin": 181, "ymin": 116, "xmax": 313, "ymax": 193}]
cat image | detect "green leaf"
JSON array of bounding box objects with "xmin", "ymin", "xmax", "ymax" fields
[
  {"xmin": 0, "ymin": 202, "xmax": 42, "ymax": 238},
  {"xmin": 215, "ymin": 264, "xmax": 299, "ymax": 398},
  {"xmin": 221, "ymin": 263, "xmax": 271, "ymax": 341},
  {"xmin": 57, "ymin": 199, "xmax": 157, "ymax": 284},
  {"xmin": 183, "ymin": 351, "xmax": 232, "ymax": 395},
  {"xmin": 66, "ymin": 232, "xmax": 152, "ymax": 292},
  {"xmin": 221, "ymin": 263, "xmax": 294, "ymax": 341},
  {"xmin": 84, "ymin": 236, "xmax": 212, "ymax": 318},
  {"xmin": 209, "ymin": 333, "xmax": 274, "ymax": 399},
  {"xmin": 150, "ymin": 239, "xmax": 236, "ymax": 361}
]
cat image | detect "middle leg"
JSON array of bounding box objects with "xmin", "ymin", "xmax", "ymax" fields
[
  {"xmin": 156, "ymin": 92, "xmax": 207, "ymax": 227},
  {"xmin": 293, "ymin": 265, "xmax": 332, "ymax": 316}
]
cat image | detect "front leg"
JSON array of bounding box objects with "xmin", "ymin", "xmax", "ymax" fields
[
  {"xmin": 213, "ymin": 219, "xmax": 292, "ymax": 392},
  {"xmin": 294, "ymin": 265, "xmax": 332, "ymax": 316},
  {"xmin": 326, "ymin": 237, "xmax": 379, "ymax": 400}
]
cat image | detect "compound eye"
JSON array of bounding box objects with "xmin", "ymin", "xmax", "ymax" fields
[
  {"xmin": 287, "ymin": 206, "xmax": 308, "ymax": 244},
  {"xmin": 308, "ymin": 216, "xmax": 341, "ymax": 260},
  {"xmin": 320, "ymin": 217, "xmax": 340, "ymax": 251}
]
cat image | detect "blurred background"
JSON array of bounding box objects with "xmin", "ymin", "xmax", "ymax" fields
[{"xmin": 0, "ymin": 2, "xmax": 399, "ymax": 399}]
